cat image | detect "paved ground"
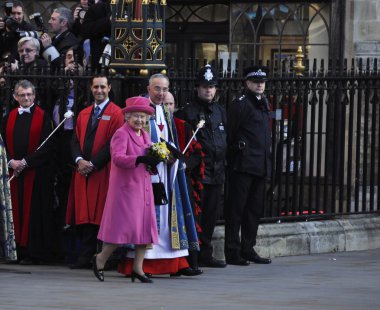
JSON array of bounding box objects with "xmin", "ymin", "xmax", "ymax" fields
[{"xmin": 0, "ymin": 249, "xmax": 379, "ymax": 310}]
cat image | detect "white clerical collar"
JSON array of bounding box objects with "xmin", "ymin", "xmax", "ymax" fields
[
  {"xmin": 149, "ymin": 97, "xmax": 162, "ymax": 106},
  {"xmin": 18, "ymin": 103, "xmax": 34, "ymax": 114}
]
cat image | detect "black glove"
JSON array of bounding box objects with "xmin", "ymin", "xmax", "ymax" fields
[
  {"xmin": 160, "ymin": 138, "xmax": 185, "ymax": 160},
  {"xmin": 136, "ymin": 155, "xmax": 162, "ymax": 167}
]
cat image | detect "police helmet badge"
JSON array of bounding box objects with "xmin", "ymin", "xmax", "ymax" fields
[
  {"xmin": 204, "ymin": 67, "xmax": 214, "ymax": 81},
  {"xmin": 196, "ymin": 64, "xmax": 218, "ymax": 86}
]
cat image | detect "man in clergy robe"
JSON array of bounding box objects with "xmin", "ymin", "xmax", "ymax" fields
[
  {"xmin": 2, "ymin": 79, "xmax": 55, "ymax": 265},
  {"xmin": 118, "ymin": 74, "xmax": 201, "ymax": 277},
  {"xmin": 66, "ymin": 74, "xmax": 124, "ymax": 269}
]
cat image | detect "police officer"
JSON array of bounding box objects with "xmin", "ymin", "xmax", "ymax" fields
[
  {"xmin": 176, "ymin": 64, "xmax": 227, "ymax": 268},
  {"xmin": 224, "ymin": 65, "xmax": 272, "ymax": 266}
]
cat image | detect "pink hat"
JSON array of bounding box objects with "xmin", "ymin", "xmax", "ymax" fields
[{"xmin": 122, "ymin": 96, "xmax": 154, "ymax": 115}]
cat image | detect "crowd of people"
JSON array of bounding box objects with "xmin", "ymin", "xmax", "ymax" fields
[{"xmin": 0, "ymin": 0, "xmax": 273, "ymax": 284}]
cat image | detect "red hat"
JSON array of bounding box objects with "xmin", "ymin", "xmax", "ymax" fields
[{"xmin": 122, "ymin": 96, "xmax": 154, "ymax": 115}]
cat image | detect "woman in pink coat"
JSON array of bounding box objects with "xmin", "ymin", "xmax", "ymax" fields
[{"xmin": 92, "ymin": 97, "xmax": 161, "ymax": 283}]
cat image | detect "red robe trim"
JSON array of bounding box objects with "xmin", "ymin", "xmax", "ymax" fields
[
  {"xmin": 6, "ymin": 106, "xmax": 44, "ymax": 246},
  {"xmin": 118, "ymin": 257, "xmax": 189, "ymax": 276},
  {"xmin": 66, "ymin": 102, "xmax": 124, "ymax": 225},
  {"xmin": 174, "ymin": 117, "xmax": 186, "ymax": 152}
]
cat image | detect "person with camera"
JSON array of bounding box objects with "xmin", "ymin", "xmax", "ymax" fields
[
  {"xmin": 0, "ymin": 1, "xmax": 37, "ymax": 62},
  {"xmin": 71, "ymin": 0, "xmax": 91, "ymax": 36},
  {"xmin": 40, "ymin": 7, "xmax": 79, "ymax": 72},
  {"xmin": 80, "ymin": 0, "xmax": 111, "ymax": 72},
  {"xmin": 1, "ymin": 37, "xmax": 46, "ymax": 74}
]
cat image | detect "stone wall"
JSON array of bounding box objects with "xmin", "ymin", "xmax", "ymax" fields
[
  {"xmin": 212, "ymin": 215, "xmax": 380, "ymax": 260},
  {"xmin": 348, "ymin": 0, "xmax": 380, "ymax": 63}
]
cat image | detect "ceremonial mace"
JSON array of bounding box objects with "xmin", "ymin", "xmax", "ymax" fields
[
  {"xmin": 182, "ymin": 119, "xmax": 205, "ymax": 154},
  {"xmin": 8, "ymin": 110, "xmax": 74, "ymax": 182}
]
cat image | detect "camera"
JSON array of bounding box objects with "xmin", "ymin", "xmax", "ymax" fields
[
  {"xmin": 12, "ymin": 12, "xmax": 45, "ymax": 39},
  {"xmin": 4, "ymin": 16, "xmax": 19, "ymax": 32},
  {"xmin": 76, "ymin": 0, "xmax": 95, "ymax": 21},
  {"xmin": 17, "ymin": 30, "xmax": 39, "ymax": 39},
  {"xmin": 29, "ymin": 12, "xmax": 46, "ymax": 33},
  {"xmin": 3, "ymin": 2, "xmax": 19, "ymax": 32},
  {"xmin": 99, "ymin": 43, "xmax": 111, "ymax": 67},
  {"xmin": 4, "ymin": 1, "xmax": 13, "ymax": 16}
]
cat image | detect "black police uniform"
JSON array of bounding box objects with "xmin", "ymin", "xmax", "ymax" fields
[
  {"xmin": 176, "ymin": 65, "xmax": 227, "ymax": 265},
  {"xmin": 224, "ymin": 66, "xmax": 272, "ymax": 264}
]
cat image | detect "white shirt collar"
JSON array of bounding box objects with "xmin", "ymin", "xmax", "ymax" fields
[{"xmin": 94, "ymin": 99, "xmax": 109, "ymax": 112}]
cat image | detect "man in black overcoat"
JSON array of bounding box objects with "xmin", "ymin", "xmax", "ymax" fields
[{"xmin": 224, "ymin": 66, "xmax": 272, "ymax": 266}]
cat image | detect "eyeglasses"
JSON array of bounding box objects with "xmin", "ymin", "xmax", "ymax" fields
[
  {"xmin": 16, "ymin": 93, "xmax": 34, "ymax": 98},
  {"xmin": 18, "ymin": 48, "xmax": 36, "ymax": 54}
]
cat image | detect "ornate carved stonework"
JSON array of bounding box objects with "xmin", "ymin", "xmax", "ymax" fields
[{"xmin": 110, "ymin": 0, "xmax": 166, "ymax": 69}]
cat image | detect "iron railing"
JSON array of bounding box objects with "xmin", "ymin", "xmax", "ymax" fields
[{"xmin": 1, "ymin": 57, "xmax": 379, "ymax": 223}]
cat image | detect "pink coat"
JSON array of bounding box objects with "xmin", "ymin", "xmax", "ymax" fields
[{"xmin": 97, "ymin": 123, "xmax": 158, "ymax": 245}]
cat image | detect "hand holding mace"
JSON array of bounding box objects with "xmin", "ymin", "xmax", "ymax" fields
[{"xmin": 8, "ymin": 110, "xmax": 74, "ymax": 182}]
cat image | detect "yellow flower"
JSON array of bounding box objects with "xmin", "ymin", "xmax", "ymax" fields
[{"xmin": 148, "ymin": 142, "xmax": 170, "ymax": 162}]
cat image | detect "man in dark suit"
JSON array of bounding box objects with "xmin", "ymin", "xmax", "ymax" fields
[
  {"xmin": 40, "ymin": 7, "xmax": 79, "ymax": 71},
  {"xmin": 224, "ymin": 66, "xmax": 272, "ymax": 266},
  {"xmin": 66, "ymin": 74, "xmax": 123, "ymax": 269}
]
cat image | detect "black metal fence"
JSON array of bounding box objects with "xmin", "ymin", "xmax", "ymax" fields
[{"xmin": 1, "ymin": 57, "xmax": 379, "ymax": 222}]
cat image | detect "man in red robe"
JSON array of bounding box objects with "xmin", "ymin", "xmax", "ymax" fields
[
  {"xmin": 67, "ymin": 74, "xmax": 124, "ymax": 269},
  {"xmin": 2, "ymin": 79, "xmax": 55, "ymax": 265}
]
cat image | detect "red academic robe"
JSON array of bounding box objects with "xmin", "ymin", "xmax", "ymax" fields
[
  {"xmin": 4, "ymin": 105, "xmax": 54, "ymax": 256},
  {"xmin": 66, "ymin": 102, "xmax": 124, "ymax": 225}
]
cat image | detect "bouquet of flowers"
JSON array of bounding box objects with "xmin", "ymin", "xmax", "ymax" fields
[{"xmin": 148, "ymin": 142, "xmax": 171, "ymax": 162}]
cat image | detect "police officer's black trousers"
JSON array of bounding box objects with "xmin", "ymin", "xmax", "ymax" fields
[
  {"xmin": 199, "ymin": 183, "xmax": 223, "ymax": 261},
  {"xmin": 224, "ymin": 171, "xmax": 265, "ymax": 259}
]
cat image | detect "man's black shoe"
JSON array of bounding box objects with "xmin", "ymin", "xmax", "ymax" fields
[
  {"xmin": 199, "ymin": 257, "xmax": 227, "ymax": 268},
  {"xmin": 241, "ymin": 251, "xmax": 272, "ymax": 264},
  {"xmin": 170, "ymin": 267, "xmax": 203, "ymax": 277},
  {"xmin": 226, "ymin": 257, "xmax": 250, "ymax": 266}
]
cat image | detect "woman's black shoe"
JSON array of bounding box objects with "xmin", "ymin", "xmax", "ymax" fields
[
  {"xmin": 131, "ymin": 270, "xmax": 153, "ymax": 283},
  {"xmin": 91, "ymin": 255, "xmax": 104, "ymax": 282}
]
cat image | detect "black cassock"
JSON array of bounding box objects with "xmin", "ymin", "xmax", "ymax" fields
[{"xmin": 2, "ymin": 105, "xmax": 55, "ymax": 260}]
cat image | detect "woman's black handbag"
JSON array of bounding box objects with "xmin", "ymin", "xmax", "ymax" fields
[{"xmin": 152, "ymin": 174, "xmax": 168, "ymax": 205}]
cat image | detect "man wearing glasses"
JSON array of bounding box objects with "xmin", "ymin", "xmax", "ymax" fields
[{"xmin": 2, "ymin": 79, "xmax": 55, "ymax": 265}]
